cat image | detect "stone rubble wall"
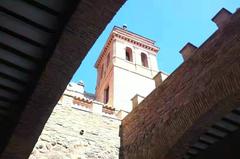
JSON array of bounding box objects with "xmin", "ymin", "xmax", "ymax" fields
[{"xmin": 29, "ymin": 104, "xmax": 120, "ymax": 159}]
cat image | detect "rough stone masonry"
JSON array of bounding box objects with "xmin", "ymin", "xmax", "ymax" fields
[{"xmin": 29, "ymin": 104, "xmax": 120, "ymax": 159}]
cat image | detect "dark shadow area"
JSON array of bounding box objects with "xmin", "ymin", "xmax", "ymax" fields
[{"xmin": 194, "ymin": 128, "xmax": 240, "ymax": 159}]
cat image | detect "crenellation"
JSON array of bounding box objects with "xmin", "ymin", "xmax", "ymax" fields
[
  {"xmin": 180, "ymin": 42, "xmax": 198, "ymax": 61},
  {"xmin": 212, "ymin": 8, "xmax": 232, "ymax": 29},
  {"xmin": 63, "ymin": 84, "xmax": 124, "ymax": 118},
  {"xmin": 131, "ymin": 94, "xmax": 145, "ymax": 109},
  {"xmin": 153, "ymin": 71, "xmax": 169, "ymax": 87}
]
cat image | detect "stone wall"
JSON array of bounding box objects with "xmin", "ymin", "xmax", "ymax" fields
[{"xmin": 30, "ymin": 104, "xmax": 121, "ymax": 159}]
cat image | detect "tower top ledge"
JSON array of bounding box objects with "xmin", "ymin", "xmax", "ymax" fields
[
  {"xmin": 95, "ymin": 26, "xmax": 159, "ymax": 68},
  {"xmin": 113, "ymin": 26, "xmax": 156, "ymax": 45}
]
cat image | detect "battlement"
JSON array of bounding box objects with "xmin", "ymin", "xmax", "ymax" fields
[
  {"xmin": 179, "ymin": 8, "xmax": 233, "ymax": 60},
  {"xmin": 59, "ymin": 83, "xmax": 128, "ymax": 120}
]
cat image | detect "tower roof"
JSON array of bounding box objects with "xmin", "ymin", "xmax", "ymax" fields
[{"xmin": 95, "ymin": 26, "xmax": 159, "ymax": 68}]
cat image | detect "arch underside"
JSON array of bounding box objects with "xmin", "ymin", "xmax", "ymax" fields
[{"xmin": 0, "ymin": 0, "xmax": 125, "ymax": 158}]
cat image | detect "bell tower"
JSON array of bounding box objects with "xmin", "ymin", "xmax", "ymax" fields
[{"xmin": 95, "ymin": 26, "xmax": 159, "ymax": 112}]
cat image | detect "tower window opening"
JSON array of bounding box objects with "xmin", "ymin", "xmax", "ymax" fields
[
  {"xmin": 106, "ymin": 53, "xmax": 110, "ymax": 66},
  {"xmin": 141, "ymin": 53, "xmax": 148, "ymax": 68},
  {"xmin": 101, "ymin": 64, "xmax": 104, "ymax": 79},
  {"xmin": 125, "ymin": 47, "xmax": 133, "ymax": 62},
  {"xmin": 104, "ymin": 86, "xmax": 109, "ymax": 104}
]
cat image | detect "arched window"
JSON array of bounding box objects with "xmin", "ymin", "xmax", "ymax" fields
[
  {"xmin": 141, "ymin": 53, "xmax": 148, "ymax": 67},
  {"xmin": 125, "ymin": 47, "xmax": 133, "ymax": 62}
]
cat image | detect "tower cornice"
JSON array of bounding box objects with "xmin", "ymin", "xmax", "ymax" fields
[{"xmin": 95, "ymin": 26, "xmax": 159, "ymax": 68}]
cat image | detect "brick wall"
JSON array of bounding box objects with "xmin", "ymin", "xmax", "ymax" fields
[{"xmin": 120, "ymin": 9, "xmax": 240, "ymax": 159}]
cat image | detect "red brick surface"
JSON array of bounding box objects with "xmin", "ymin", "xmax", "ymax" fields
[{"xmin": 120, "ymin": 9, "xmax": 240, "ymax": 159}]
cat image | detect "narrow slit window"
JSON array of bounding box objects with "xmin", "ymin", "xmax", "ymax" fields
[
  {"xmin": 101, "ymin": 64, "xmax": 104, "ymax": 79},
  {"xmin": 106, "ymin": 53, "xmax": 110, "ymax": 66},
  {"xmin": 104, "ymin": 86, "xmax": 109, "ymax": 104}
]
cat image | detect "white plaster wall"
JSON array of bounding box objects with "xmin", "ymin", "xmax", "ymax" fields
[
  {"xmin": 114, "ymin": 38, "xmax": 158, "ymax": 71},
  {"xmin": 110, "ymin": 38, "xmax": 158, "ymax": 112},
  {"xmin": 149, "ymin": 53, "xmax": 158, "ymax": 72},
  {"xmin": 113, "ymin": 66, "xmax": 155, "ymax": 112}
]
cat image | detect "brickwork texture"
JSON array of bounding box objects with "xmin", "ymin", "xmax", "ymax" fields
[{"xmin": 120, "ymin": 9, "xmax": 240, "ymax": 159}]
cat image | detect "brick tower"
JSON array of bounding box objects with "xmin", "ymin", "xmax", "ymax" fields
[{"xmin": 95, "ymin": 26, "xmax": 159, "ymax": 112}]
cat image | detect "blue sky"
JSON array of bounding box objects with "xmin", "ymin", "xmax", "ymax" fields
[{"xmin": 71, "ymin": 0, "xmax": 240, "ymax": 93}]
